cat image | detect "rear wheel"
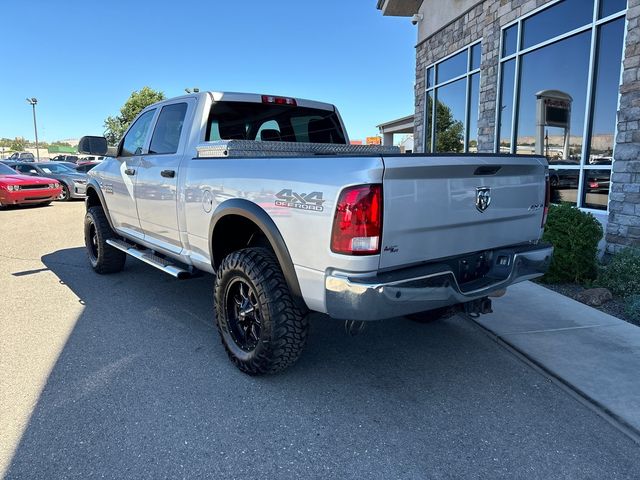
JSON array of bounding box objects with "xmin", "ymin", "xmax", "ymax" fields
[
  {"xmin": 84, "ymin": 206, "xmax": 126, "ymax": 274},
  {"xmin": 214, "ymin": 247, "xmax": 309, "ymax": 375}
]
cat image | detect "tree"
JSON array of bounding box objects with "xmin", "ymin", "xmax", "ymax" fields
[
  {"xmin": 103, "ymin": 86, "xmax": 165, "ymax": 144},
  {"xmin": 425, "ymin": 96, "xmax": 464, "ymax": 153},
  {"xmin": 9, "ymin": 137, "xmax": 26, "ymax": 151}
]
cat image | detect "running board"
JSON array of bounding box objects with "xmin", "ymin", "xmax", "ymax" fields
[{"xmin": 106, "ymin": 239, "xmax": 192, "ymax": 279}]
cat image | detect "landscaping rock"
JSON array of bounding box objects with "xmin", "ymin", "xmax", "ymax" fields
[{"xmin": 575, "ymin": 288, "xmax": 613, "ymax": 307}]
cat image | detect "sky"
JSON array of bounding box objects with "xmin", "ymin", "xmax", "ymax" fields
[{"xmin": 0, "ymin": 0, "xmax": 416, "ymax": 143}]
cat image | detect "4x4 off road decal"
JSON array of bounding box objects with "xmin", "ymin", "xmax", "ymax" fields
[{"xmin": 275, "ymin": 189, "xmax": 325, "ymax": 212}]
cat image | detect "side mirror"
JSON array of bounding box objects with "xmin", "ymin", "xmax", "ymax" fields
[{"xmin": 78, "ymin": 136, "xmax": 108, "ymax": 155}]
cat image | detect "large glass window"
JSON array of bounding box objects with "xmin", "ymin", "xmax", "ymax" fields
[
  {"xmin": 496, "ymin": 0, "xmax": 626, "ymax": 211},
  {"xmin": 424, "ymin": 41, "xmax": 481, "ymax": 153}
]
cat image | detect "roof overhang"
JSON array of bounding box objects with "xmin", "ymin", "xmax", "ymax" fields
[
  {"xmin": 376, "ymin": 0, "xmax": 422, "ymax": 16},
  {"xmin": 377, "ymin": 115, "xmax": 415, "ymax": 134}
]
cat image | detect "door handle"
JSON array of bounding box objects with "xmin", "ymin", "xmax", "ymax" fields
[
  {"xmin": 124, "ymin": 168, "xmax": 136, "ymax": 176},
  {"xmin": 161, "ymin": 170, "xmax": 176, "ymax": 178}
]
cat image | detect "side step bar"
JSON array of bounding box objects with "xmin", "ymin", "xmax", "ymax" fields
[{"xmin": 106, "ymin": 239, "xmax": 192, "ymax": 279}]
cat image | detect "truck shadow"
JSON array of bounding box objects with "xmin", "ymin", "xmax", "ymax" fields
[{"xmin": 5, "ymin": 246, "xmax": 612, "ymax": 479}]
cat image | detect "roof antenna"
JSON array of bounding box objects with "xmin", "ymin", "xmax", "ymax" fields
[{"xmin": 184, "ymin": 88, "xmax": 192, "ymax": 94}]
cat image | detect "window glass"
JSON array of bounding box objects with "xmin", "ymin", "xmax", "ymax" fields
[
  {"xmin": 255, "ymin": 120, "xmax": 281, "ymax": 141},
  {"xmin": 149, "ymin": 103, "xmax": 188, "ymax": 155},
  {"xmin": 426, "ymin": 66, "xmax": 434, "ymax": 88},
  {"xmin": 436, "ymin": 50, "xmax": 468, "ymax": 84},
  {"xmin": 498, "ymin": 59, "xmax": 516, "ymax": 152},
  {"xmin": 468, "ymin": 73, "xmax": 480, "ymax": 152},
  {"xmin": 549, "ymin": 168, "xmax": 579, "ymax": 206},
  {"xmin": 502, "ymin": 25, "xmax": 518, "ymax": 57},
  {"xmin": 206, "ymin": 102, "xmax": 346, "ymax": 144},
  {"xmin": 424, "ymin": 91, "xmax": 433, "ymax": 153},
  {"xmin": 434, "ymin": 78, "xmax": 466, "ymax": 153},
  {"xmin": 121, "ymin": 109, "xmax": 156, "ymax": 157},
  {"xmin": 18, "ymin": 165, "xmax": 38, "ymax": 174},
  {"xmin": 0, "ymin": 163, "xmax": 16, "ymax": 175},
  {"xmin": 599, "ymin": 0, "xmax": 627, "ymax": 18},
  {"xmin": 588, "ymin": 18, "xmax": 624, "ymax": 166},
  {"xmin": 516, "ymin": 30, "xmax": 591, "ymax": 162},
  {"xmin": 582, "ymin": 169, "xmax": 611, "ymax": 209},
  {"xmin": 522, "ymin": 0, "xmax": 594, "ymax": 50},
  {"xmin": 470, "ymin": 43, "xmax": 482, "ymax": 70}
]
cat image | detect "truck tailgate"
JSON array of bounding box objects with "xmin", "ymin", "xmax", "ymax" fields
[{"xmin": 380, "ymin": 155, "xmax": 547, "ymax": 270}]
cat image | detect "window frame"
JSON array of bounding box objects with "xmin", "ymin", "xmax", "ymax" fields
[
  {"xmin": 423, "ymin": 39, "xmax": 483, "ymax": 154},
  {"xmin": 494, "ymin": 0, "xmax": 627, "ymax": 214}
]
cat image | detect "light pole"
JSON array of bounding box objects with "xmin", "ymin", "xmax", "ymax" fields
[{"xmin": 26, "ymin": 97, "xmax": 39, "ymax": 161}]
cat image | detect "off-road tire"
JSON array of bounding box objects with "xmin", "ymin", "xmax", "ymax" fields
[
  {"xmin": 215, "ymin": 247, "xmax": 309, "ymax": 375},
  {"xmin": 84, "ymin": 206, "xmax": 126, "ymax": 274},
  {"xmin": 406, "ymin": 305, "xmax": 459, "ymax": 323}
]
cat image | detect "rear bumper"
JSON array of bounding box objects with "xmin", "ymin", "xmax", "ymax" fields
[{"xmin": 325, "ymin": 243, "xmax": 553, "ymax": 321}]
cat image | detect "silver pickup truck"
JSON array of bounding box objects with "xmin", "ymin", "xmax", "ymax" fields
[{"xmin": 78, "ymin": 91, "xmax": 552, "ymax": 375}]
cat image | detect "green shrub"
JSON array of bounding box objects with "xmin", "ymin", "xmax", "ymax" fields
[
  {"xmin": 624, "ymin": 295, "xmax": 640, "ymax": 322},
  {"xmin": 597, "ymin": 248, "xmax": 640, "ymax": 297},
  {"xmin": 541, "ymin": 203, "xmax": 603, "ymax": 284}
]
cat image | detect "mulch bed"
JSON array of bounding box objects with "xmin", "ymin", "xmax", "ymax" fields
[{"xmin": 535, "ymin": 281, "xmax": 639, "ymax": 327}]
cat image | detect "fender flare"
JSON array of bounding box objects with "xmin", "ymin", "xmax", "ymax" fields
[
  {"xmin": 85, "ymin": 179, "xmax": 117, "ymax": 231},
  {"xmin": 209, "ymin": 199, "xmax": 305, "ymax": 308}
]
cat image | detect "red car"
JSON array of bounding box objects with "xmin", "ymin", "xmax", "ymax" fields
[{"xmin": 0, "ymin": 162, "xmax": 62, "ymax": 207}]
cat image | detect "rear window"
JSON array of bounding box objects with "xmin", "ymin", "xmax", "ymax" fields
[{"xmin": 205, "ymin": 101, "xmax": 346, "ymax": 144}]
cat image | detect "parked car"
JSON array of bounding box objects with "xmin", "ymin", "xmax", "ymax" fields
[
  {"xmin": 78, "ymin": 155, "xmax": 104, "ymax": 163},
  {"xmin": 6, "ymin": 152, "xmax": 35, "ymax": 162},
  {"xmin": 78, "ymin": 90, "xmax": 552, "ymax": 375},
  {"xmin": 51, "ymin": 155, "xmax": 80, "ymax": 163},
  {"xmin": 10, "ymin": 161, "xmax": 88, "ymax": 201},
  {"xmin": 0, "ymin": 162, "xmax": 61, "ymax": 207},
  {"xmin": 75, "ymin": 161, "xmax": 100, "ymax": 173}
]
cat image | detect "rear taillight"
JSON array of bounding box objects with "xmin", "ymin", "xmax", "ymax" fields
[
  {"xmin": 542, "ymin": 173, "xmax": 550, "ymax": 227},
  {"xmin": 331, "ymin": 184, "xmax": 382, "ymax": 255},
  {"xmin": 262, "ymin": 95, "xmax": 297, "ymax": 106}
]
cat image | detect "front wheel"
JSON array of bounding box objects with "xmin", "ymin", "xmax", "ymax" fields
[
  {"xmin": 84, "ymin": 206, "xmax": 126, "ymax": 274},
  {"xmin": 57, "ymin": 183, "xmax": 70, "ymax": 201},
  {"xmin": 214, "ymin": 247, "xmax": 309, "ymax": 375}
]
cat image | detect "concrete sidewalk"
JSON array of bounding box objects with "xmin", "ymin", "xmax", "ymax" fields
[{"xmin": 474, "ymin": 281, "xmax": 640, "ymax": 440}]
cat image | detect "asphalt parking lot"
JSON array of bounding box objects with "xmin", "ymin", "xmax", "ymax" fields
[{"xmin": 2, "ymin": 202, "xmax": 640, "ymax": 479}]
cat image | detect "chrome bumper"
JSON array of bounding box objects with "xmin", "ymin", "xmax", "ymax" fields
[{"xmin": 325, "ymin": 244, "xmax": 553, "ymax": 321}]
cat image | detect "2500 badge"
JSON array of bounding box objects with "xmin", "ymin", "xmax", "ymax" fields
[{"xmin": 275, "ymin": 189, "xmax": 325, "ymax": 212}]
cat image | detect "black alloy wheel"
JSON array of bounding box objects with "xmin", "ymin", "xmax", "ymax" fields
[{"xmin": 225, "ymin": 278, "xmax": 262, "ymax": 352}]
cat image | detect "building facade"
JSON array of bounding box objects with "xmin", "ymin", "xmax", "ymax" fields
[{"xmin": 378, "ymin": 0, "xmax": 638, "ymax": 252}]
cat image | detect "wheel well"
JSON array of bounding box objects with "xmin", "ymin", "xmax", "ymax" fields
[
  {"xmin": 86, "ymin": 187, "xmax": 102, "ymax": 209},
  {"xmin": 211, "ymin": 215, "xmax": 272, "ymax": 269}
]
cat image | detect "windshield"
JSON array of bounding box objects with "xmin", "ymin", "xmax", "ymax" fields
[
  {"xmin": 38, "ymin": 163, "xmax": 75, "ymax": 174},
  {"xmin": 206, "ymin": 102, "xmax": 346, "ymax": 144},
  {"xmin": 0, "ymin": 163, "xmax": 16, "ymax": 175}
]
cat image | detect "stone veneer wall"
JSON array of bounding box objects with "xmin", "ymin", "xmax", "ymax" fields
[
  {"xmin": 414, "ymin": 0, "xmax": 555, "ymax": 153},
  {"xmin": 606, "ymin": 0, "xmax": 640, "ymax": 252}
]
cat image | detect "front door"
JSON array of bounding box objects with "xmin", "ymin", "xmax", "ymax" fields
[
  {"xmin": 135, "ymin": 100, "xmax": 193, "ymax": 254},
  {"xmin": 102, "ymin": 108, "xmax": 157, "ymax": 239}
]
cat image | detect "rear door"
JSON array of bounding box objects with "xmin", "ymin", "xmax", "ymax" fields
[
  {"xmin": 380, "ymin": 155, "xmax": 547, "ymax": 269},
  {"xmin": 135, "ymin": 99, "xmax": 194, "ymax": 254}
]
